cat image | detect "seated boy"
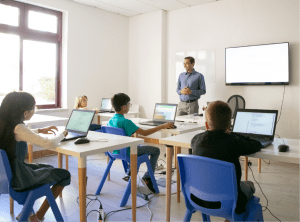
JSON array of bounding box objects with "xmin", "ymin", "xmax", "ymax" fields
[
  {"xmin": 108, "ymin": 93, "xmax": 175, "ymax": 193},
  {"xmin": 191, "ymin": 100, "xmax": 262, "ymax": 214}
]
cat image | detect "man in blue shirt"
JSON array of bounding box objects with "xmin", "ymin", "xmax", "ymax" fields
[
  {"xmin": 176, "ymin": 56, "xmax": 206, "ymax": 115},
  {"xmin": 108, "ymin": 93, "xmax": 174, "ymax": 193}
]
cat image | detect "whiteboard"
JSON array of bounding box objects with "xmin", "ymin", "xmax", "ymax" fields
[{"xmin": 175, "ymin": 50, "xmax": 216, "ymax": 83}]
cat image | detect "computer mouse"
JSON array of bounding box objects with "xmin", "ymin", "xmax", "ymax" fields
[
  {"xmin": 74, "ymin": 137, "xmax": 90, "ymax": 144},
  {"xmin": 278, "ymin": 144, "xmax": 289, "ymax": 152}
]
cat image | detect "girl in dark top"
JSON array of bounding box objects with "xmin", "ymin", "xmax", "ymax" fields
[
  {"xmin": 0, "ymin": 92, "xmax": 70, "ymax": 222},
  {"xmin": 191, "ymin": 100, "xmax": 261, "ymax": 216}
]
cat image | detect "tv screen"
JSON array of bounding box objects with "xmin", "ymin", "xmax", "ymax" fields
[{"xmin": 225, "ymin": 42, "xmax": 289, "ymax": 85}]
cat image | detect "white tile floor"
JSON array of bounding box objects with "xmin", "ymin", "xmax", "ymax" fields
[{"xmin": 0, "ymin": 146, "xmax": 299, "ymax": 222}]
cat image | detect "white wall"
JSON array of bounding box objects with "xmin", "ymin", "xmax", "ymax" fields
[
  {"xmin": 166, "ymin": 0, "xmax": 299, "ymax": 139},
  {"xmin": 21, "ymin": 0, "xmax": 129, "ymax": 116},
  {"xmin": 128, "ymin": 10, "xmax": 167, "ymax": 118}
]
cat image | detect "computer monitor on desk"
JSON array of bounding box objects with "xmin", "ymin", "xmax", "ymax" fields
[{"xmin": 99, "ymin": 98, "xmax": 114, "ymax": 113}]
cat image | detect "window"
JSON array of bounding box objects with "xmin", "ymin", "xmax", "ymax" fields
[{"xmin": 0, "ymin": 1, "xmax": 62, "ymax": 108}]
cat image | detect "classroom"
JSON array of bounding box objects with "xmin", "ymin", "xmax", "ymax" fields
[{"xmin": 0, "ymin": 0, "xmax": 299, "ymax": 221}]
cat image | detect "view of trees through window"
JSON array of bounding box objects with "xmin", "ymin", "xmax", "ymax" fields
[{"xmin": 0, "ymin": 1, "xmax": 62, "ymax": 108}]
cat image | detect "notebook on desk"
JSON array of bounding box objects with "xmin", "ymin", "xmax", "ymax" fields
[
  {"xmin": 139, "ymin": 103, "xmax": 177, "ymax": 126},
  {"xmin": 62, "ymin": 109, "xmax": 95, "ymax": 141},
  {"xmin": 99, "ymin": 98, "xmax": 115, "ymax": 113},
  {"xmin": 232, "ymin": 109, "xmax": 278, "ymax": 148}
]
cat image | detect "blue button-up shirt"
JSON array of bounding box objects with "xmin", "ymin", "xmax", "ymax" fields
[{"xmin": 176, "ymin": 69, "xmax": 206, "ymax": 101}]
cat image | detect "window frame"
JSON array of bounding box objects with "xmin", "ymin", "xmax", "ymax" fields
[{"xmin": 0, "ymin": 0, "xmax": 62, "ymax": 109}]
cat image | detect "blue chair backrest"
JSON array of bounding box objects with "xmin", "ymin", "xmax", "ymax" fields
[
  {"xmin": 177, "ymin": 154, "xmax": 238, "ymax": 219},
  {"xmin": 101, "ymin": 126, "xmax": 129, "ymax": 161},
  {"xmin": 0, "ymin": 150, "xmax": 11, "ymax": 194}
]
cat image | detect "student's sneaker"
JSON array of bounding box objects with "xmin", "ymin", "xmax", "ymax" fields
[
  {"xmin": 122, "ymin": 171, "xmax": 131, "ymax": 182},
  {"xmin": 141, "ymin": 178, "xmax": 156, "ymax": 193}
]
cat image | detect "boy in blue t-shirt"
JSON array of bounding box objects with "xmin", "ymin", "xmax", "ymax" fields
[{"xmin": 108, "ymin": 93, "xmax": 174, "ymax": 193}]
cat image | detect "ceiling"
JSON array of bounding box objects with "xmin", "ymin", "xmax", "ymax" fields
[{"xmin": 72, "ymin": 0, "xmax": 221, "ymax": 17}]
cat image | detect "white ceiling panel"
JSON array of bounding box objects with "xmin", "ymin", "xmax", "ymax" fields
[
  {"xmin": 95, "ymin": 0, "xmax": 119, "ymax": 3},
  {"xmin": 95, "ymin": 3, "xmax": 140, "ymax": 16},
  {"xmin": 73, "ymin": 0, "xmax": 102, "ymax": 7},
  {"xmin": 138, "ymin": 0, "xmax": 188, "ymax": 11},
  {"xmin": 178, "ymin": 0, "xmax": 216, "ymax": 6},
  {"xmin": 109, "ymin": 0, "xmax": 158, "ymax": 14}
]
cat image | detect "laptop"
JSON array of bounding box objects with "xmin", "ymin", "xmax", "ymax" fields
[
  {"xmin": 232, "ymin": 109, "xmax": 278, "ymax": 148},
  {"xmin": 139, "ymin": 103, "xmax": 178, "ymax": 126},
  {"xmin": 99, "ymin": 98, "xmax": 114, "ymax": 113},
  {"xmin": 62, "ymin": 109, "xmax": 96, "ymax": 141}
]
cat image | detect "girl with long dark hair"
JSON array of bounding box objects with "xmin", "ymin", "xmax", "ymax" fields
[{"xmin": 0, "ymin": 92, "xmax": 70, "ymax": 222}]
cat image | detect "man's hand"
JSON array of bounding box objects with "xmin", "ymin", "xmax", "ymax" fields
[
  {"xmin": 38, "ymin": 126, "xmax": 58, "ymax": 135},
  {"xmin": 180, "ymin": 87, "xmax": 192, "ymax": 95},
  {"xmin": 63, "ymin": 130, "xmax": 68, "ymax": 137},
  {"xmin": 161, "ymin": 122, "xmax": 175, "ymax": 129}
]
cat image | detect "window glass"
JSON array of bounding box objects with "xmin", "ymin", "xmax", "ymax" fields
[
  {"xmin": 0, "ymin": 4, "xmax": 19, "ymax": 26},
  {"xmin": 0, "ymin": 33, "xmax": 20, "ymax": 104},
  {"xmin": 23, "ymin": 40, "xmax": 56, "ymax": 105},
  {"xmin": 28, "ymin": 10, "xmax": 57, "ymax": 33}
]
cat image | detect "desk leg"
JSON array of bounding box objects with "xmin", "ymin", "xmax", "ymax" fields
[
  {"xmin": 107, "ymin": 156, "xmax": 110, "ymax": 181},
  {"xmin": 166, "ymin": 146, "xmax": 173, "ymax": 222},
  {"xmin": 58, "ymin": 153, "xmax": 63, "ymax": 197},
  {"xmin": 258, "ymin": 158, "xmax": 261, "ymax": 173},
  {"xmin": 78, "ymin": 157, "xmax": 87, "ymax": 222},
  {"xmin": 98, "ymin": 116, "xmax": 100, "ymax": 125},
  {"xmin": 28, "ymin": 144, "xmax": 33, "ymax": 163},
  {"xmin": 65, "ymin": 155, "xmax": 69, "ymax": 171},
  {"xmin": 244, "ymin": 157, "xmax": 248, "ymax": 181},
  {"xmin": 130, "ymin": 145, "xmax": 137, "ymax": 222},
  {"xmin": 10, "ymin": 197, "xmax": 14, "ymax": 214},
  {"xmin": 175, "ymin": 146, "xmax": 181, "ymax": 203}
]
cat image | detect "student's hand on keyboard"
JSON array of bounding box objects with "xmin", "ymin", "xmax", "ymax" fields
[
  {"xmin": 63, "ymin": 130, "xmax": 68, "ymax": 137},
  {"xmin": 38, "ymin": 126, "xmax": 58, "ymax": 135},
  {"xmin": 162, "ymin": 122, "xmax": 175, "ymax": 129}
]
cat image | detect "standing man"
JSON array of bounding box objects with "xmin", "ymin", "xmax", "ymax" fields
[{"xmin": 176, "ymin": 56, "xmax": 206, "ymax": 116}]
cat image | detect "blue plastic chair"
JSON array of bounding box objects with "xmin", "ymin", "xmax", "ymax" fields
[
  {"xmin": 95, "ymin": 126, "xmax": 159, "ymax": 207},
  {"xmin": 177, "ymin": 154, "xmax": 264, "ymax": 222},
  {"xmin": 0, "ymin": 150, "xmax": 64, "ymax": 222}
]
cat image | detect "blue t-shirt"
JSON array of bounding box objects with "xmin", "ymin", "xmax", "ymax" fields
[{"xmin": 107, "ymin": 114, "xmax": 139, "ymax": 155}]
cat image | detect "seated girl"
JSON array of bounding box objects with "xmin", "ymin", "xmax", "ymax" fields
[
  {"xmin": 74, "ymin": 95, "xmax": 99, "ymax": 113},
  {"xmin": 0, "ymin": 92, "xmax": 70, "ymax": 222}
]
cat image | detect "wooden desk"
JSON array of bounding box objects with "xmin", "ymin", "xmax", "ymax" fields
[
  {"xmin": 55, "ymin": 131, "xmax": 143, "ymax": 222},
  {"xmin": 24, "ymin": 114, "xmax": 69, "ymax": 163},
  {"xmin": 159, "ymin": 130, "xmax": 299, "ymax": 222}
]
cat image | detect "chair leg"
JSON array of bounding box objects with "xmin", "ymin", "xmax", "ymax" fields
[
  {"xmin": 45, "ymin": 188, "xmax": 64, "ymax": 222},
  {"xmin": 95, "ymin": 158, "xmax": 115, "ymax": 195},
  {"xmin": 10, "ymin": 197, "xmax": 14, "ymax": 214},
  {"xmin": 19, "ymin": 192, "xmax": 35, "ymax": 222},
  {"xmin": 201, "ymin": 213, "xmax": 211, "ymax": 221},
  {"xmin": 183, "ymin": 210, "xmax": 193, "ymax": 222},
  {"xmin": 119, "ymin": 164, "xmax": 141, "ymax": 207},
  {"xmin": 145, "ymin": 159, "xmax": 159, "ymax": 193}
]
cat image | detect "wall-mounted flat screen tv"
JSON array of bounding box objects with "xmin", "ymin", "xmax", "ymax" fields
[{"xmin": 225, "ymin": 42, "xmax": 289, "ymax": 85}]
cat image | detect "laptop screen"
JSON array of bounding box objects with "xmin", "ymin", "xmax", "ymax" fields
[
  {"xmin": 153, "ymin": 104, "xmax": 177, "ymax": 121},
  {"xmin": 66, "ymin": 110, "xmax": 95, "ymax": 133},
  {"xmin": 101, "ymin": 98, "xmax": 112, "ymax": 111},
  {"xmin": 233, "ymin": 110, "xmax": 277, "ymax": 136}
]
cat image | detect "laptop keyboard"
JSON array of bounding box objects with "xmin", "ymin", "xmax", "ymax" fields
[{"xmin": 153, "ymin": 121, "xmax": 166, "ymax": 124}]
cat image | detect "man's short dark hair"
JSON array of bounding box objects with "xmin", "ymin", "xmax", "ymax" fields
[
  {"xmin": 184, "ymin": 56, "xmax": 195, "ymax": 64},
  {"xmin": 206, "ymin": 100, "xmax": 232, "ymax": 131},
  {"xmin": 111, "ymin": 93, "xmax": 130, "ymax": 112}
]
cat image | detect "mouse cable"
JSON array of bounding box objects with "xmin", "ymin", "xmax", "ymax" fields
[
  {"xmin": 276, "ymin": 85, "xmax": 285, "ymax": 124},
  {"xmin": 275, "ymin": 134, "xmax": 286, "ymax": 145},
  {"xmin": 248, "ymin": 161, "xmax": 281, "ymax": 222}
]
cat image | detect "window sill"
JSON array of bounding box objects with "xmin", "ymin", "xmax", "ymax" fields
[{"xmin": 35, "ymin": 108, "xmax": 69, "ymax": 113}]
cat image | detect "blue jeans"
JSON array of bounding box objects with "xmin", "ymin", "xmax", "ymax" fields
[{"xmin": 137, "ymin": 145, "xmax": 160, "ymax": 179}]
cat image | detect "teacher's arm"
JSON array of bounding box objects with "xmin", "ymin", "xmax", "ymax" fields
[
  {"xmin": 176, "ymin": 76, "xmax": 182, "ymax": 95},
  {"xmin": 190, "ymin": 75, "xmax": 206, "ymax": 97}
]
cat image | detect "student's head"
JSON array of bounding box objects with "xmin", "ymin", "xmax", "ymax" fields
[
  {"xmin": 0, "ymin": 92, "xmax": 36, "ymax": 162},
  {"xmin": 184, "ymin": 56, "xmax": 195, "ymax": 73},
  {"xmin": 111, "ymin": 93, "xmax": 131, "ymax": 114},
  {"xmin": 74, "ymin": 95, "xmax": 88, "ymax": 109},
  {"xmin": 205, "ymin": 100, "xmax": 232, "ymax": 131}
]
